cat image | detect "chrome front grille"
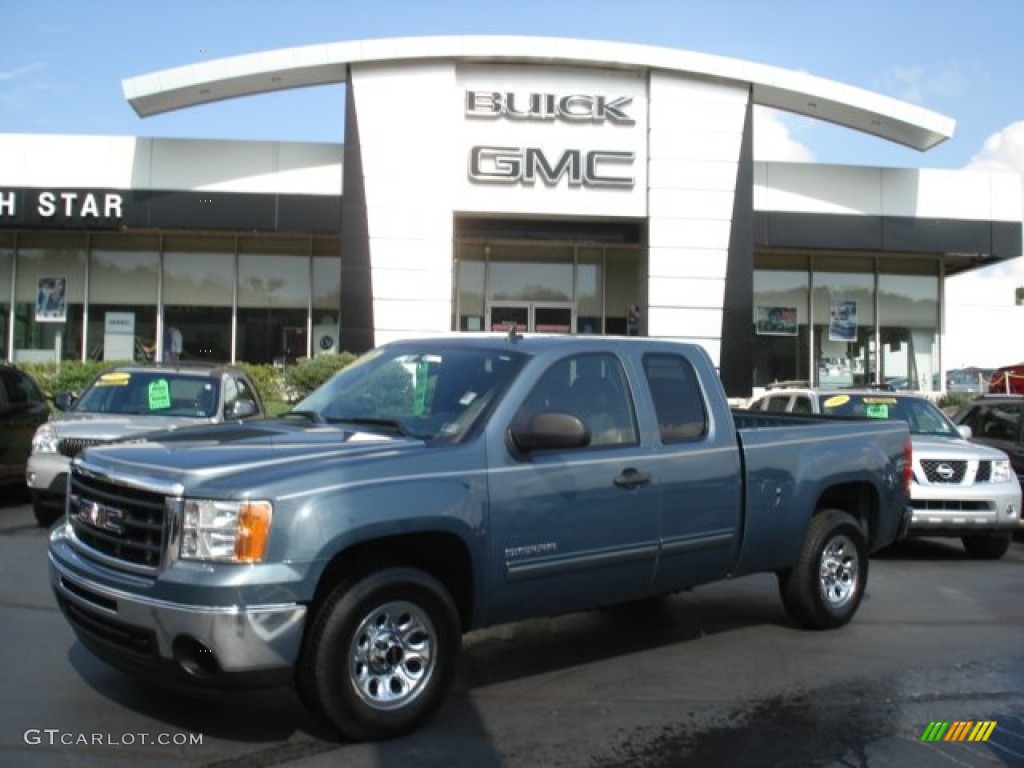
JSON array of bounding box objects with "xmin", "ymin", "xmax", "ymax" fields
[
  {"xmin": 920, "ymin": 459, "xmax": 967, "ymax": 484},
  {"xmin": 68, "ymin": 467, "xmax": 167, "ymax": 572},
  {"xmin": 58, "ymin": 437, "xmax": 105, "ymax": 459}
]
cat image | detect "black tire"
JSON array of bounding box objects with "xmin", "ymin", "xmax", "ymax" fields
[
  {"xmin": 962, "ymin": 533, "xmax": 1011, "ymax": 560},
  {"xmin": 33, "ymin": 499, "xmax": 62, "ymax": 528},
  {"xmin": 296, "ymin": 567, "xmax": 460, "ymax": 741},
  {"xmin": 778, "ymin": 509, "xmax": 867, "ymax": 630}
]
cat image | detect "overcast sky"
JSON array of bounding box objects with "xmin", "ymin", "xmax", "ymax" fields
[{"xmin": 3, "ymin": 0, "xmax": 1023, "ymax": 364}]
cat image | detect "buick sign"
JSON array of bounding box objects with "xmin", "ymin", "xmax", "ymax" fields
[{"xmin": 466, "ymin": 91, "xmax": 635, "ymax": 125}]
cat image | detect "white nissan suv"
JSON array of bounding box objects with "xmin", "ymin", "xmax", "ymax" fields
[{"xmin": 746, "ymin": 387, "xmax": 1020, "ymax": 559}]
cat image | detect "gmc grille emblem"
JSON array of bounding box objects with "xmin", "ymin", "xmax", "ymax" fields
[{"xmin": 79, "ymin": 499, "xmax": 125, "ymax": 534}]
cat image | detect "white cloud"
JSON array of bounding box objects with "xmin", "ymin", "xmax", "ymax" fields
[
  {"xmin": 0, "ymin": 62, "xmax": 46, "ymax": 82},
  {"xmin": 966, "ymin": 120, "xmax": 1024, "ymax": 173},
  {"xmin": 752, "ymin": 107, "xmax": 814, "ymax": 162},
  {"xmin": 876, "ymin": 61, "xmax": 982, "ymax": 105},
  {"xmin": 944, "ymin": 121, "xmax": 1024, "ymax": 367}
]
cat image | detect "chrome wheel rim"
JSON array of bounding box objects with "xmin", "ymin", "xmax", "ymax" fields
[
  {"xmin": 819, "ymin": 534, "xmax": 859, "ymax": 609},
  {"xmin": 349, "ymin": 600, "xmax": 436, "ymax": 711}
]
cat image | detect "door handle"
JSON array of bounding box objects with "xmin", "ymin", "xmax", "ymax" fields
[{"xmin": 614, "ymin": 468, "xmax": 651, "ymax": 488}]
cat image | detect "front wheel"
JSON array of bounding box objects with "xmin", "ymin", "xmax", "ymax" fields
[
  {"xmin": 296, "ymin": 567, "xmax": 460, "ymax": 741},
  {"xmin": 778, "ymin": 509, "xmax": 867, "ymax": 630},
  {"xmin": 962, "ymin": 533, "xmax": 1011, "ymax": 560},
  {"xmin": 33, "ymin": 498, "xmax": 62, "ymax": 528}
]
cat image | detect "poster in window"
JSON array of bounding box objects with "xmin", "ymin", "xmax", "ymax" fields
[
  {"xmin": 829, "ymin": 299, "xmax": 858, "ymax": 342},
  {"xmin": 755, "ymin": 306, "xmax": 798, "ymax": 336},
  {"xmin": 35, "ymin": 276, "xmax": 67, "ymax": 322}
]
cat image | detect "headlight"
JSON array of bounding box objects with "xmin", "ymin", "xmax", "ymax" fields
[
  {"xmin": 31, "ymin": 423, "xmax": 59, "ymax": 455},
  {"xmin": 180, "ymin": 499, "xmax": 272, "ymax": 563},
  {"xmin": 991, "ymin": 459, "xmax": 1013, "ymax": 484}
]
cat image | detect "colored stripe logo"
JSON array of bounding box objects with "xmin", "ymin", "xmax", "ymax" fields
[{"xmin": 921, "ymin": 721, "xmax": 997, "ymax": 742}]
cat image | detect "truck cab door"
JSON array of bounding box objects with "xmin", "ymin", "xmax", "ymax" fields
[
  {"xmin": 642, "ymin": 353, "xmax": 743, "ymax": 590},
  {"xmin": 484, "ymin": 352, "xmax": 658, "ymax": 624}
]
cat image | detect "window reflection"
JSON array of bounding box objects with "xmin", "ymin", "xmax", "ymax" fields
[
  {"xmin": 163, "ymin": 237, "xmax": 235, "ymax": 363},
  {"xmin": 238, "ymin": 238, "xmax": 310, "ymax": 365},
  {"xmin": 13, "ymin": 233, "xmax": 86, "ymax": 363},
  {"xmin": 89, "ymin": 235, "xmax": 159, "ymax": 362}
]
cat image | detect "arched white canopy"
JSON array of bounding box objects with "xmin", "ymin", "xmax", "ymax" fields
[{"xmin": 123, "ymin": 36, "xmax": 954, "ymax": 151}]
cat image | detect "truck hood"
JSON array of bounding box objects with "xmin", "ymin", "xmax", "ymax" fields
[
  {"xmin": 51, "ymin": 412, "xmax": 213, "ymax": 440},
  {"xmin": 911, "ymin": 433, "xmax": 1010, "ymax": 461},
  {"xmin": 76, "ymin": 419, "xmax": 418, "ymax": 487}
]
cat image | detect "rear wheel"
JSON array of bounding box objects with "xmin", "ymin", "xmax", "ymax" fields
[
  {"xmin": 779, "ymin": 509, "xmax": 867, "ymax": 630},
  {"xmin": 296, "ymin": 567, "xmax": 460, "ymax": 741},
  {"xmin": 962, "ymin": 533, "xmax": 1011, "ymax": 560}
]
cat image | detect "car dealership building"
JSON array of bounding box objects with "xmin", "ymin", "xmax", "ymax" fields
[{"xmin": 0, "ymin": 36, "xmax": 1020, "ymax": 396}]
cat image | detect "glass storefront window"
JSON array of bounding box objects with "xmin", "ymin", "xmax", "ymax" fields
[
  {"xmin": 576, "ymin": 247, "xmax": 604, "ymax": 334},
  {"xmin": 163, "ymin": 236, "xmax": 234, "ymax": 363},
  {"xmin": 0, "ymin": 233, "xmax": 11, "ymax": 360},
  {"xmin": 604, "ymin": 247, "xmax": 642, "ymax": 335},
  {"xmin": 238, "ymin": 237, "xmax": 310, "ymax": 365},
  {"xmin": 88, "ymin": 235, "xmax": 159, "ymax": 362},
  {"xmin": 14, "ymin": 233, "xmax": 86, "ymax": 363},
  {"xmin": 313, "ymin": 237, "xmax": 341, "ymax": 356},
  {"xmin": 812, "ymin": 257, "xmax": 875, "ymax": 388},
  {"xmin": 878, "ymin": 260, "xmax": 938, "ymax": 391},
  {"xmin": 455, "ymin": 243, "xmax": 485, "ymax": 332},
  {"xmin": 487, "ymin": 244, "xmax": 574, "ymax": 303},
  {"xmin": 753, "ymin": 258, "xmax": 810, "ymax": 386}
]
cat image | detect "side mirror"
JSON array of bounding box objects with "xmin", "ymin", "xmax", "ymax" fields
[
  {"xmin": 229, "ymin": 400, "xmax": 259, "ymax": 420},
  {"xmin": 957, "ymin": 424, "xmax": 973, "ymax": 439},
  {"xmin": 53, "ymin": 392, "xmax": 75, "ymax": 411},
  {"xmin": 509, "ymin": 411, "xmax": 590, "ymax": 454}
]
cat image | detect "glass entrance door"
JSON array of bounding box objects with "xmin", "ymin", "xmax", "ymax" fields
[{"xmin": 487, "ymin": 302, "xmax": 573, "ymax": 333}]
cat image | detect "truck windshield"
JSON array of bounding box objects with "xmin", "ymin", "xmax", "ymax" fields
[
  {"xmin": 290, "ymin": 345, "xmax": 528, "ymax": 441},
  {"xmin": 820, "ymin": 393, "xmax": 960, "ymax": 437}
]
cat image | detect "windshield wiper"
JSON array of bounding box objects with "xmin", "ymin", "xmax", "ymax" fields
[{"xmin": 324, "ymin": 416, "xmax": 410, "ymax": 436}]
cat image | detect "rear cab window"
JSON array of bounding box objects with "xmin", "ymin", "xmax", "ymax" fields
[{"xmin": 642, "ymin": 354, "xmax": 707, "ymax": 442}]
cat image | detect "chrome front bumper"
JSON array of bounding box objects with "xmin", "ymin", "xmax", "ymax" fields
[{"xmin": 49, "ymin": 526, "xmax": 307, "ymax": 685}]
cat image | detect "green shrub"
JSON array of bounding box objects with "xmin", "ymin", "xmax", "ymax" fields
[
  {"xmin": 937, "ymin": 392, "xmax": 972, "ymax": 415},
  {"xmin": 17, "ymin": 360, "xmax": 124, "ymax": 399},
  {"xmin": 283, "ymin": 352, "xmax": 358, "ymax": 400},
  {"xmin": 234, "ymin": 362, "xmax": 285, "ymax": 404}
]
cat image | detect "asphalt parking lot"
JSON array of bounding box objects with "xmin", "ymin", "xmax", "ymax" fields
[{"xmin": 1, "ymin": 494, "xmax": 1022, "ymax": 768}]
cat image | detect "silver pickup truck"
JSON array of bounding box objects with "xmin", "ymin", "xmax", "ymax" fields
[
  {"xmin": 747, "ymin": 387, "xmax": 1021, "ymax": 558},
  {"xmin": 49, "ymin": 336, "xmax": 910, "ymax": 740}
]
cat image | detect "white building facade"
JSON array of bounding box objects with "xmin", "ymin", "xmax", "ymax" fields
[{"xmin": 0, "ymin": 37, "xmax": 1020, "ymax": 396}]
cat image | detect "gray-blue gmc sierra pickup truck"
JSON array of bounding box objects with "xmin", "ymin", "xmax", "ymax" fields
[{"xmin": 48, "ymin": 334, "xmax": 911, "ymax": 740}]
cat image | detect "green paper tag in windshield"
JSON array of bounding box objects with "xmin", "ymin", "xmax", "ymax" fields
[
  {"xmin": 864, "ymin": 403, "xmax": 889, "ymax": 419},
  {"xmin": 148, "ymin": 379, "xmax": 171, "ymax": 411},
  {"xmin": 413, "ymin": 362, "xmax": 430, "ymax": 416}
]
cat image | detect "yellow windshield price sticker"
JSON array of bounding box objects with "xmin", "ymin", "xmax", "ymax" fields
[
  {"xmin": 147, "ymin": 379, "xmax": 171, "ymax": 410},
  {"xmin": 865, "ymin": 403, "xmax": 889, "ymax": 418},
  {"xmin": 824, "ymin": 395, "xmax": 850, "ymax": 408},
  {"xmin": 97, "ymin": 372, "xmax": 131, "ymax": 387}
]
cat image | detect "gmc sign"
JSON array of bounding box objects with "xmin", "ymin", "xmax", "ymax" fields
[{"xmin": 469, "ymin": 146, "xmax": 635, "ymax": 188}]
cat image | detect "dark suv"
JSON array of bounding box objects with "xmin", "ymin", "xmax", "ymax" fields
[
  {"xmin": 952, "ymin": 394, "xmax": 1024, "ymax": 490},
  {"xmin": 0, "ymin": 363, "xmax": 50, "ymax": 494}
]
